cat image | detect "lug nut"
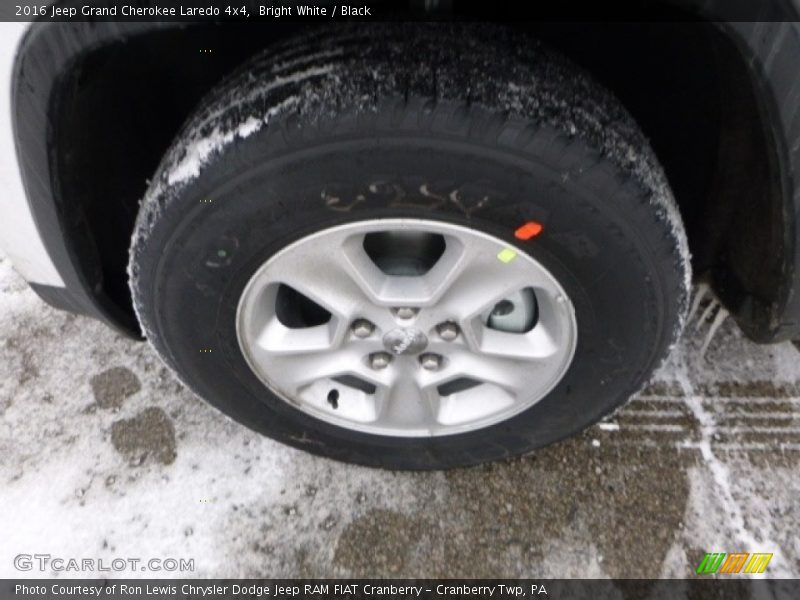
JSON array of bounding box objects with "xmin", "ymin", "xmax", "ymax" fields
[
  {"xmin": 393, "ymin": 307, "xmax": 418, "ymax": 320},
  {"xmin": 351, "ymin": 319, "xmax": 375, "ymax": 338},
  {"xmin": 436, "ymin": 321, "xmax": 459, "ymax": 341},
  {"xmin": 419, "ymin": 353, "xmax": 442, "ymax": 371},
  {"xmin": 369, "ymin": 352, "xmax": 392, "ymax": 370}
]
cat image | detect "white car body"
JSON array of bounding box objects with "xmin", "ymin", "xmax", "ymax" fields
[{"xmin": 0, "ymin": 22, "xmax": 63, "ymax": 286}]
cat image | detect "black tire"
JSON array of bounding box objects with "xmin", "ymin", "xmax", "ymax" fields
[{"xmin": 129, "ymin": 24, "xmax": 690, "ymax": 470}]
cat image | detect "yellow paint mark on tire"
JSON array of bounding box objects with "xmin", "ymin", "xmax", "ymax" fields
[{"xmin": 497, "ymin": 248, "xmax": 518, "ymax": 264}]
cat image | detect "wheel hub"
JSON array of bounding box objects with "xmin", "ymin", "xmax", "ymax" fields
[
  {"xmin": 383, "ymin": 327, "xmax": 428, "ymax": 356},
  {"xmin": 236, "ymin": 218, "xmax": 577, "ymax": 437}
]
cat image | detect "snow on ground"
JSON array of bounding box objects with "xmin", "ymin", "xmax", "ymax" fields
[{"xmin": 1, "ymin": 252, "xmax": 799, "ymax": 580}]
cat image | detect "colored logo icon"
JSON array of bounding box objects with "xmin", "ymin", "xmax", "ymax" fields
[{"xmin": 696, "ymin": 552, "xmax": 773, "ymax": 574}]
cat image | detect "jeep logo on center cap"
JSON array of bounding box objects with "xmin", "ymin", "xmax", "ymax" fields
[{"xmin": 383, "ymin": 328, "xmax": 428, "ymax": 356}]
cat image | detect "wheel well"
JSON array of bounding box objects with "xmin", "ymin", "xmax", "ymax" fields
[
  {"xmin": 532, "ymin": 23, "xmax": 784, "ymax": 341},
  {"xmin": 54, "ymin": 22, "xmax": 782, "ymax": 338}
]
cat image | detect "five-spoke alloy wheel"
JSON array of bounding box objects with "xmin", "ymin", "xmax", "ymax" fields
[{"xmin": 236, "ymin": 220, "xmax": 577, "ymax": 437}]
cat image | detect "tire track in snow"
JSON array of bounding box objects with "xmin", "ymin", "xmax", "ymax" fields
[{"xmin": 673, "ymin": 350, "xmax": 791, "ymax": 582}]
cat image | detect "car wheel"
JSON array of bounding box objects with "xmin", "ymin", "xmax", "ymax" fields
[{"xmin": 128, "ymin": 25, "xmax": 690, "ymax": 469}]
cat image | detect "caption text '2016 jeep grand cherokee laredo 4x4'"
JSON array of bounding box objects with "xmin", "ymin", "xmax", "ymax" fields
[{"xmin": 2, "ymin": 1, "xmax": 800, "ymax": 468}]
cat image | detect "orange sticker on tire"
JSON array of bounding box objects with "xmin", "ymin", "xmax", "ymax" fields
[{"xmin": 514, "ymin": 221, "xmax": 543, "ymax": 240}]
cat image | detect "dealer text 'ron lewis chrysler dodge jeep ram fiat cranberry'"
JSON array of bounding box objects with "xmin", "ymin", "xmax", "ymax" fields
[{"xmin": 2, "ymin": 3, "xmax": 800, "ymax": 468}]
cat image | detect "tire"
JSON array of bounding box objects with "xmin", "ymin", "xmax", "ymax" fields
[{"xmin": 128, "ymin": 24, "xmax": 690, "ymax": 470}]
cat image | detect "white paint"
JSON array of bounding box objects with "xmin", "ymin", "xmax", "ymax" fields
[{"xmin": 0, "ymin": 23, "xmax": 64, "ymax": 286}]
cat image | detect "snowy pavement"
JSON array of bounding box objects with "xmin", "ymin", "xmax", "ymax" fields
[{"xmin": 1, "ymin": 252, "xmax": 799, "ymax": 579}]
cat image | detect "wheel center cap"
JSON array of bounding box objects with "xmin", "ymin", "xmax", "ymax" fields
[{"xmin": 383, "ymin": 328, "xmax": 428, "ymax": 356}]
